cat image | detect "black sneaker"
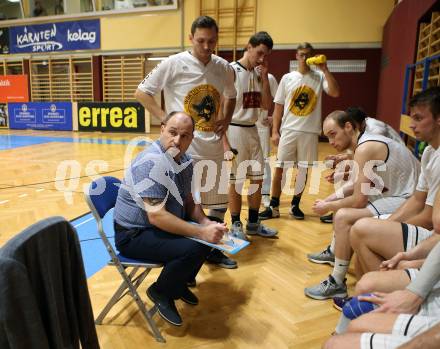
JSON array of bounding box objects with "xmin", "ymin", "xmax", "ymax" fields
[
  {"xmin": 147, "ymin": 283, "xmax": 182, "ymax": 326},
  {"xmin": 333, "ymin": 296, "xmax": 352, "ymax": 311},
  {"xmin": 258, "ymin": 206, "xmax": 280, "ymax": 220},
  {"xmin": 320, "ymin": 213, "xmax": 333, "ymax": 223},
  {"xmin": 206, "ymin": 249, "xmax": 238, "ymax": 269},
  {"xmin": 289, "ymin": 205, "xmax": 304, "ymax": 220},
  {"xmin": 180, "ymin": 287, "xmax": 198, "ymax": 305}
]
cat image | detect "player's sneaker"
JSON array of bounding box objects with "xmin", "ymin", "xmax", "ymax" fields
[
  {"xmin": 246, "ymin": 221, "xmax": 278, "ymax": 238},
  {"xmin": 333, "ymin": 296, "xmax": 352, "ymax": 311},
  {"xmin": 289, "ymin": 205, "xmax": 305, "ymax": 220},
  {"xmin": 307, "ymin": 245, "xmax": 335, "ymax": 266},
  {"xmin": 304, "ymin": 275, "xmax": 347, "ymax": 300},
  {"xmin": 258, "ymin": 206, "xmax": 280, "ymax": 220},
  {"xmin": 230, "ymin": 221, "xmax": 248, "ymax": 241},
  {"xmin": 320, "ymin": 213, "xmax": 333, "ymax": 223}
]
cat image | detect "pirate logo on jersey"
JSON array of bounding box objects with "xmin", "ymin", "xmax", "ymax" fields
[
  {"xmin": 288, "ymin": 85, "xmax": 317, "ymax": 116},
  {"xmin": 184, "ymin": 84, "xmax": 220, "ymax": 132}
]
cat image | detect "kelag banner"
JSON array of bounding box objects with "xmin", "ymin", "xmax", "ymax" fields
[
  {"xmin": 78, "ymin": 102, "xmax": 145, "ymax": 132},
  {"xmin": 9, "ymin": 19, "xmax": 100, "ymax": 53},
  {"xmin": 8, "ymin": 102, "xmax": 72, "ymax": 130}
]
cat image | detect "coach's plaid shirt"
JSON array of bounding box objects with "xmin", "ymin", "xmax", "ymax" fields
[{"xmin": 114, "ymin": 140, "xmax": 193, "ymax": 230}]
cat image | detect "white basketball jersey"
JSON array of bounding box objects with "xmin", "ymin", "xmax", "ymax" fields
[
  {"xmin": 365, "ymin": 117, "xmax": 404, "ymax": 145},
  {"xmin": 230, "ymin": 61, "xmax": 262, "ymax": 125},
  {"xmin": 416, "ymin": 145, "xmax": 440, "ymax": 206},
  {"xmin": 357, "ymin": 133, "xmax": 420, "ymax": 199},
  {"xmin": 257, "ymin": 74, "xmax": 279, "ymax": 128}
]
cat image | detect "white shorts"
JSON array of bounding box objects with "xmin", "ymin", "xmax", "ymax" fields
[
  {"xmin": 227, "ymin": 125, "xmax": 264, "ymax": 183},
  {"xmin": 275, "ymin": 130, "xmax": 318, "ymax": 167},
  {"xmin": 360, "ymin": 315, "xmax": 440, "ymax": 349},
  {"xmin": 401, "ymin": 223, "xmax": 433, "ymax": 251},
  {"xmin": 188, "ymin": 131, "xmax": 224, "ymax": 160},
  {"xmin": 188, "ymin": 132, "xmax": 228, "ymax": 209},
  {"xmin": 367, "ymin": 197, "xmax": 407, "ymax": 216},
  {"xmin": 191, "ymin": 157, "xmax": 229, "ymax": 210},
  {"xmin": 257, "ymin": 125, "xmax": 270, "ymax": 158}
]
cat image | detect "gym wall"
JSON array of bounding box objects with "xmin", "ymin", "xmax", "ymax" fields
[
  {"xmin": 100, "ymin": 0, "xmax": 394, "ymax": 51},
  {"xmin": 377, "ymin": 0, "xmax": 438, "ymax": 130}
]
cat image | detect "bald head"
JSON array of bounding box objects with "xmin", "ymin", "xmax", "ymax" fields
[
  {"xmin": 161, "ymin": 111, "xmax": 195, "ymax": 132},
  {"xmin": 160, "ymin": 111, "xmax": 194, "ymax": 159}
]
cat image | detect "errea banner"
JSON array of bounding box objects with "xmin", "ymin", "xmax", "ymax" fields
[
  {"xmin": 78, "ymin": 102, "xmax": 145, "ymax": 133},
  {"xmin": 8, "ymin": 102, "xmax": 72, "ymax": 131},
  {"xmin": 9, "ymin": 19, "xmax": 100, "ymax": 53}
]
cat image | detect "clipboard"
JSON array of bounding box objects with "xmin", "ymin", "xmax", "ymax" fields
[{"xmin": 189, "ymin": 236, "xmax": 250, "ymax": 255}]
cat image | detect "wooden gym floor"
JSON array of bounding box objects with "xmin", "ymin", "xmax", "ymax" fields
[{"xmin": 0, "ymin": 128, "xmax": 354, "ymax": 349}]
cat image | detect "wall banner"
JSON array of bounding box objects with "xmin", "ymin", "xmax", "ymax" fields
[
  {"xmin": 0, "ymin": 75, "xmax": 29, "ymax": 103},
  {"xmin": 77, "ymin": 102, "xmax": 145, "ymax": 132},
  {"xmin": 9, "ymin": 19, "xmax": 100, "ymax": 53},
  {"xmin": 8, "ymin": 102, "xmax": 72, "ymax": 131},
  {"xmin": 0, "ymin": 103, "xmax": 8, "ymax": 128},
  {"xmin": 0, "ymin": 27, "xmax": 9, "ymax": 54}
]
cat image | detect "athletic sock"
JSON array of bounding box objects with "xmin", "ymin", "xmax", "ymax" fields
[
  {"xmin": 231, "ymin": 214, "xmax": 241, "ymax": 224},
  {"xmin": 291, "ymin": 194, "xmax": 302, "ymax": 207},
  {"xmin": 332, "ymin": 258, "xmax": 350, "ymax": 285},
  {"xmin": 269, "ymin": 197, "xmax": 280, "ymax": 208},
  {"xmin": 248, "ymin": 209, "xmax": 259, "ymax": 224}
]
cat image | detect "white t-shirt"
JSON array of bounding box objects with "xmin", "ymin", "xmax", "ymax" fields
[
  {"xmin": 416, "ymin": 145, "xmax": 440, "ymax": 206},
  {"xmin": 274, "ymin": 70, "xmax": 329, "ymax": 134},
  {"xmin": 357, "ymin": 133, "xmax": 420, "ymax": 199},
  {"xmin": 138, "ymin": 51, "xmax": 236, "ymax": 158},
  {"xmin": 256, "ymin": 73, "xmax": 278, "ymax": 129},
  {"xmin": 365, "ymin": 117, "xmax": 404, "ymax": 145}
]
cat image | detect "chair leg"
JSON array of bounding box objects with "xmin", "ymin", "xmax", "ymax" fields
[
  {"xmin": 95, "ymin": 278, "xmax": 129, "ymax": 324},
  {"xmin": 96, "ymin": 266, "xmax": 165, "ymax": 342},
  {"xmin": 123, "ymin": 274, "xmax": 165, "ymax": 342},
  {"xmin": 95, "ymin": 267, "xmax": 147, "ymax": 324},
  {"xmin": 133, "ymin": 293, "xmax": 165, "ymax": 342}
]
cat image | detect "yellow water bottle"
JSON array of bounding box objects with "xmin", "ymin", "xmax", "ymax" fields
[{"xmin": 306, "ymin": 54, "xmax": 327, "ymax": 66}]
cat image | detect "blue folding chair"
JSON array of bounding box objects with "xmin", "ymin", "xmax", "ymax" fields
[{"xmin": 84, "ymin": 176, "xmax": 165, "ymax": 343}]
